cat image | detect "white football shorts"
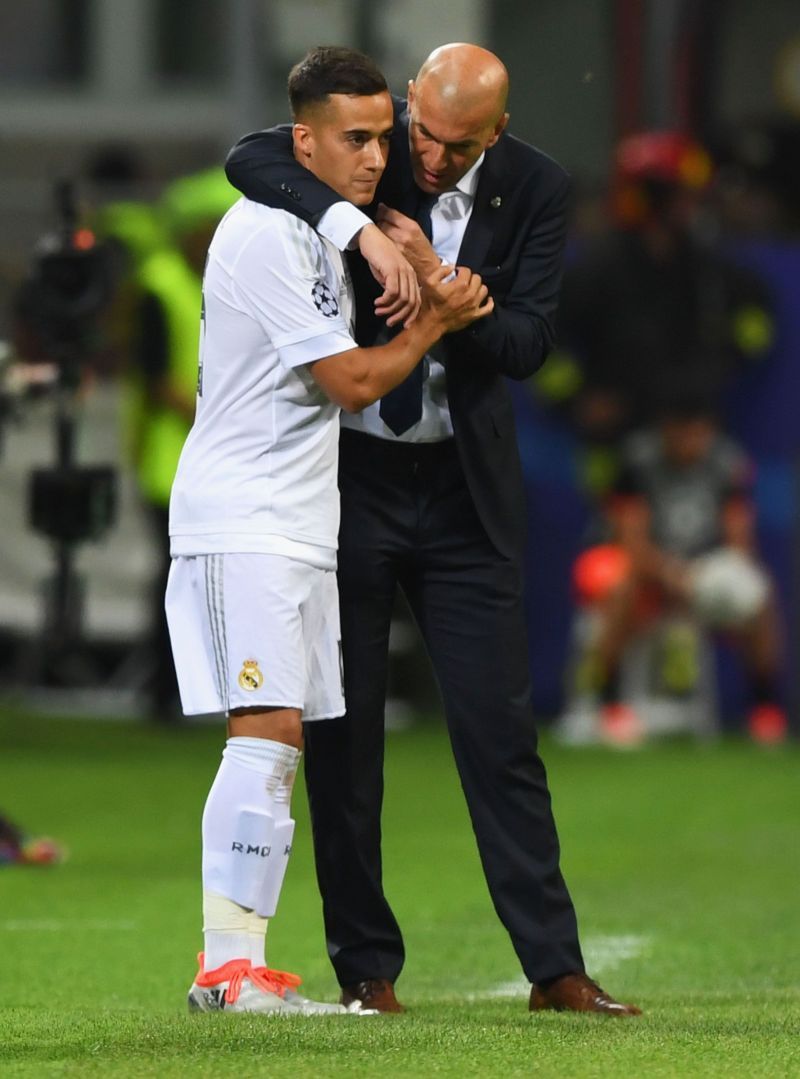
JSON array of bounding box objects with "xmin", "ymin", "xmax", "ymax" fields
[{"xmin": 165, "ymin": 553, "xmax": 345, "ymax": 720}]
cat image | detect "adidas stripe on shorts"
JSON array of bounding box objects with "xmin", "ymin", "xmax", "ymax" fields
[{"xmin": 165, "ymin": 552, "xmax": 345, "ymax": 720}]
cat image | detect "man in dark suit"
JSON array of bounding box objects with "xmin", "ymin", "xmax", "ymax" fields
[{"xmin": 226, "ymin": 43, "xmax": 641, "ymax": 1017}]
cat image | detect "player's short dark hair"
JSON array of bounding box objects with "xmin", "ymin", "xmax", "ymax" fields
[{"xmin": 288, "ymin": 46, "xmax": 388, "ymax": 118}]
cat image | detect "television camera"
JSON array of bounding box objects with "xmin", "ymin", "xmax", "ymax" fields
[{"xmin": 3, "ymin": 181, "xmax": 118, "ymax": 679}]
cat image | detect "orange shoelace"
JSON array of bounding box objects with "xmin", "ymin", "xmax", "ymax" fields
[
  {"xmin": 195, "ymin": 953, "xmax": 303, "ymax": 1005},
  {"xmin": 251, "ymin": 966, "xmax": 303, "ymax": 997}
]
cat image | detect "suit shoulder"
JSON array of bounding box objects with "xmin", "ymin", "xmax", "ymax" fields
[{"xmin": 497, "ymin": 134, "xmax": 570, "ymax": 189}]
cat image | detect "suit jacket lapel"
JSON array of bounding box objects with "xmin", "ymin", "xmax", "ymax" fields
[{"xmin": 456, "ymin": 143, "xmax": 507, "ymax": 269}]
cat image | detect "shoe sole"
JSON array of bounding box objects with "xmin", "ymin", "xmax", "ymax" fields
[{"xmin": 188, "ymin": 986, "xmax": 359, "ymax": 1016}]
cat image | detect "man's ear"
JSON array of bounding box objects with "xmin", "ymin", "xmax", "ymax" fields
[
  {"xmin": 407, "ymin": 80, "xmax": 416, "ymax": 110},
  {"xmin": 486, "ymin": 112, "xmax": 510, "ymax": 150},
  {"xmin": 293, "ymin": 122, "xmax": 313, "ymax": 164}
]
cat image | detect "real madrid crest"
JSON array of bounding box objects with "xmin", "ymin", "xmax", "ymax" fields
[{"xmin": 238, "ymin": 658, "xmax": 264, "ymax": 691}]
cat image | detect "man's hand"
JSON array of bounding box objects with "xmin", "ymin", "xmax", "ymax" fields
[
  {"xmin": 421, "ymin": 264, "xmax": 494, "ymax": 335},
  {"xmin": 376, "ymin": 203, "xmax": 441, "ymax": 281},
  {"xmin": 357, "ymin": 223, "xmax": 421, "ymax": 329}
]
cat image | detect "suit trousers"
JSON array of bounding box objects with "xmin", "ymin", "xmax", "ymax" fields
[{"xmin": 303, "ymin": 428, "xmax": 584, "ymax": 986}]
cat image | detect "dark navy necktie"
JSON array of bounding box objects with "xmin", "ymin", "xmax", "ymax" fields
[{"xmin": 378, "ymin": 192, "xmax": 437, "ymax": 436}]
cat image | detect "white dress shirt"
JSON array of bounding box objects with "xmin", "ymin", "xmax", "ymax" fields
[{"xmin": 316, "ymin": 154, "xmax": 485, "ymax": 443}]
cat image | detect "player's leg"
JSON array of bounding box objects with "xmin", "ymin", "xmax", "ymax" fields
[
  {"xmin": 167, "ymin": 553, "xmax": 350, "ymax": 1014},
  {"xmin": 192, "ymin": 707, "xmax": 318, "ymax": 1012},
  {"xmin": 593, "ymin": 571, "xmax": 648, "ymax": 744},
  {"xmin": 735, "ymin": 586, "xmax": 788, "ymax": 743},
  {"xmin": 202, "ymin": 707, "xmax": 301, "ymax": 970}
]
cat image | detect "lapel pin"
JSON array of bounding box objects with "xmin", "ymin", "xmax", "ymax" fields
[{"xmin": 490, "ymin": 196, "xmax": 502, "ymax": 208}]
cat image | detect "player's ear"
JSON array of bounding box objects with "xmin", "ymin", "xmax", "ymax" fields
[
  {"xmin": 407, "ymin": 80, "xmax": 416, "ymax": 111},
  {"xmin": 486, "ymin": 112, "xmax": 509, "ymax": 150},
  {"xmin": 292, "ymin": 122, "xmax": 314, "ymax": 163}
]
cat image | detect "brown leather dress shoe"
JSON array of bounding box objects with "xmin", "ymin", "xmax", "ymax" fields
[
  {"xmin": 340, "ymin": 978, "xmax": 405, "ymax": 1013},
  {"xmin": 529, "ymin": 973, "xmax": 641, "ymax": 1016}
]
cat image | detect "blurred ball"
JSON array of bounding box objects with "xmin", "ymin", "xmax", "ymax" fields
[
  {"xmin": 689, "ymin": 548, "xmax": 768, "ymax": 628},
  {"xmin": 573, "ymin": 544, "xmax": 631, "ymax": 606}
]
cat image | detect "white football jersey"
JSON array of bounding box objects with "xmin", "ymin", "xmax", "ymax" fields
[{"xmin": 169, "ymin": 198, "xmax": 356, "ymax": 567}]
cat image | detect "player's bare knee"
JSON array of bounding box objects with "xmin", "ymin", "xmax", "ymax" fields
[{"xmin": 228, "ymin": 707, "xmax": 304, "ymax": 748}]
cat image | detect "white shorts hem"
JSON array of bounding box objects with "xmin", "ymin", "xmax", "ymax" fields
[
  {"xmin": 226, "ymin": 699, "xmax": 305, "ymax": 714},
  {"xmin": 303, "ymin": 707, "xmax": 346, "ymax": 723}
]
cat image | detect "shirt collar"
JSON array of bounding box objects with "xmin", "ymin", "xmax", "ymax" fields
[{"xmin": 450, "ymin": 152, "xmax": 485, "ymax": 199}]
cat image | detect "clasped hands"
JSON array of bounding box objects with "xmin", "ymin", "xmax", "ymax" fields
[{"xmin": 358, "ymin": 204, "xmax": 463, "ymax": 329}]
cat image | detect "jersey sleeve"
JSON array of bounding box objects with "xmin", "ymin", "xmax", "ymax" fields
[
  {"xmin": 232, "ymin": 215, "xmax": 356, "ymax": 370},
  {"xmin": 316, "ymin": 202, "xmax": 372, "ymax": 250}
]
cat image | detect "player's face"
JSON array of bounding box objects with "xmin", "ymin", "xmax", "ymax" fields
[
  {"xmin": 661, "ymin": 417, "xmax": 716, "ymax": 466},
  {"xmin": 406, "ymin": 80, "xmax": 508, "ymax": 194},
  {"xmin": 295, "ymin": 92, "xmax": 393, "ymax": 205}
]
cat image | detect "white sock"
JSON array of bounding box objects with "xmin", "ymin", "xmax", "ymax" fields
[
  {"xmin": 202, "ymin": 891, "xmax": 252, "ymax": 971},
  {"xmin": 201, "ymin": 737, "xmax": 300, "ymax": 970},
  {"xmin": 243, "ymin": 763, "xmax": 300, "ymax": 966},
  {"xmin": 256, "ymin": 763, "xmax": 299, "ymax": 920},
  {"xmin": 221, "ymin": 736, "xmax": 299, "ymax": 796},
  {"xmin": 247, "ymin": 908, "xmax": 269, "ymax": 968}
]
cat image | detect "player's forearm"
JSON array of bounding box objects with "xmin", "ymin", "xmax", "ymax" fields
[
  {"xmin": 343, "ymin": 314, "xmax": 443, "ymax": 412},
  {"xmin": 314, "ymin": 313, "xmax": 443, "ymax": 414}
]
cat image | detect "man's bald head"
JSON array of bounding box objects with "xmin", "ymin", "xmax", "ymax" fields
[
  {"xmin": 415, "ymin": 43, "xmax": 509, "ymax": 126},
  {"xmin": 406, "ymin": 43, "xmax": 510, "ymax": 193}
]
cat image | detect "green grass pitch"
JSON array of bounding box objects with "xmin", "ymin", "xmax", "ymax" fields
[{"xmin": 1, "ymin": 709, "xmax": 798, "ymax": 1077}]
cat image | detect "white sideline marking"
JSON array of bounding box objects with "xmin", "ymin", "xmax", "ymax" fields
[
  {"xmin": 469, "ymin": 933, "xmax": 651, "ymax": 1000},
  {"xmin": 0, "ymin": 919, "xmax": 137, "ymax": 932},
  {"xmin": 584, "ymin": 933, "xmax": 651, "ymax": 972}
]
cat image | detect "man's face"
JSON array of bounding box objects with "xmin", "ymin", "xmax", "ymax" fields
[
  {"xmin": 661, "ymin": 416, "xmax": 717, "ymax": 467},
  {"xmin": 406, "ymin": 80, "xmax": 508, "ymax": 193},
  {"xmin": 293, "ymin": 92, "xmax": 393, "ymax": 205}
]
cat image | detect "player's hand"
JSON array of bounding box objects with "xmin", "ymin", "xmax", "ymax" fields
[
  {"xmin": 421, "ymin": 264, "xmax": 494, "ymax": 334},
  {"xmin": 357, "ymin": 223, "xmax": 421, "ymax": 328},
  {"xmin": 375, "ymin": 204, "xmax": 441, "ymax": 282}
]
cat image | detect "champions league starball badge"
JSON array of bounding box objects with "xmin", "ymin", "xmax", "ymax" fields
[{"xmin": 311, "ymin": 280, "xmax": 339, "ymax": 318}]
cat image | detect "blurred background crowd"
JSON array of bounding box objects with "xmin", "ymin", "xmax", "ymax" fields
[{"xmin": 1, "ymin": 0, "xmax": 798, "ymax": 744}]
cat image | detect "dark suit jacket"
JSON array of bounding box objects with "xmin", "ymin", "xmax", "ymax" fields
[{"xmin": 225, "ymin": 98, "xmax": 571, "ymax": 563}]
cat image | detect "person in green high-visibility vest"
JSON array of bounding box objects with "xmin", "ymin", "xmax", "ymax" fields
[{"xmin": 129, "ymin": 169, "xmax": 238, "ymax": 721}]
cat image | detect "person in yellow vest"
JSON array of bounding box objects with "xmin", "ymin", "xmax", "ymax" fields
[
  {"xmin": 93, "ymin": 199, "xmax": 167, "ymax": 377},
  {"xmin": 130, "ymin": 169, "xmax": 239, "ymax": 721}
]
